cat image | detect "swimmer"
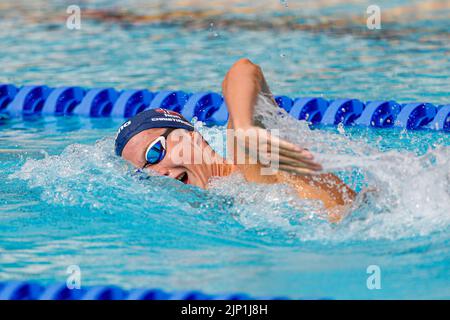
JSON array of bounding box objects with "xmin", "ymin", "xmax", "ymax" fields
[{"xmin": 115, "ymin": 58, "xmax": 356, "ymax": 222}]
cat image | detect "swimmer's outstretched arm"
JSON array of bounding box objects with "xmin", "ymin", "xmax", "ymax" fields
[
  {"xmin": 221, "ymin": 58, "xmax": 322, "ymax": 175},
  {"xmin": 222, "ymin": 58, "xmax": 356, "ymax": 219}
]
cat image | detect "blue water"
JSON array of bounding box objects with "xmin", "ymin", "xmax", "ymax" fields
[{"xmin": 1, "ymin": 0, "xmax": 449, "ymax": 299}]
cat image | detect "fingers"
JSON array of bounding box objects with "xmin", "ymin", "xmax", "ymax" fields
[
  {"xmin": 269, "ymin": 144, "xmax": 313, "ymax": 160},
  {"xmin": 238, "ymin": 133, "xmax": 312, "ymax": 160},
  {"xmin": 233, "ymin": 127, "xmax": 323, "ymax": 173},
  {"xmin": 264, "ymin": 134, "xmax": 322, "ymax": 169},
  {"xmin": 270, "ymin": 135, "xmax": 311, "ymax": 156},
  {"xmin": 258, "ymin": 149, "xmax": 321, "ymax": 168},
  {"xmin": 235, "ymin": 127, "xmax": 305, "ymax": 155},
  {"xmin": 240, "ymin": 145, "xmax": 323, "ymax": 171},
  {"xmin": 275, "ymin": 148, "xmax": 322, "ymax": 168},
  {"xmin": 278, "ymin": 164, "xmax": 321, "ymax": 176},
  {"xmin": 262, "ymin": 140, "xmax": 322, "ymax": 170},
  {"xmin": 268, "ymin": 139, "xmax": 315, "ymax": 160},
  {"xmin": 276, "ymin": 155, "xmax": 323, "ymax": 170}
]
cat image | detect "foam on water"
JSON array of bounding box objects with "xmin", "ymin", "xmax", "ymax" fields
[
  {"xmin": 10, "ymin": 97, "xmax": 450, "ymax": 243},
  {"xmin": 1, "ymin": 0, "xmax": 449, "ymax": 299}
]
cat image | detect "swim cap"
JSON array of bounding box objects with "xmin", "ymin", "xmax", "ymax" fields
[{"xmin": 114, "ymin": 108, "xmax": 194, "ymax": 156}]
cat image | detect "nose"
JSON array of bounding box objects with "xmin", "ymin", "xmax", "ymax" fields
[
  {"xmin": 152, "ymin": 165, "xmax": 170, "ymax": 177},
  {"xmin": 151, "ymin": 164, "xmax": 183, "ymax": 180}
]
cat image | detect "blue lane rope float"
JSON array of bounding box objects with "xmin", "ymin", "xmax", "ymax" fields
[
  {"xmin": 0, "ymin": 281, "xmax": 303, "ymax": 300},
  {"xmin": 42, "ymin": 86, "xmax": 86, "ymax": 116},
  {"xmin": 354, "ymin": 100, "xmax": 402, "ymax": 127},
  {"xmin": 287, "ymin": 97, "xmax": 329, "ymax": 123},
  {"xmin": 0, "ymin": 83, "xmax": 448, "ymax": 131}
]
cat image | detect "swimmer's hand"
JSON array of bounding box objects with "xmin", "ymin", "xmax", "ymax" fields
[
  {"xmin": 222, "ymin": 58, "xmax": 321, "ymax": 175},
  {"xmin": 231, "ymin": 126, "xmax": 323, "ymax": 175}
]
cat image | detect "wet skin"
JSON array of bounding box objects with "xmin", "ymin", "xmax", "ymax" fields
[
  {"xmin": 121, "ymin": 125, "xmax": 356, "ymax": 222},
  {"xmin": 121, "ymin": 58, "xmax": 356, "ymax": 221},
  {"xmin": 121, "ymin": 127, "xmax": 236, "ymax": 189}
]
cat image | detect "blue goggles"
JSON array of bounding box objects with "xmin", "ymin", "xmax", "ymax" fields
[{"xmin": 142, "ymin": 128, "xmax": 175, "ymax": 169}]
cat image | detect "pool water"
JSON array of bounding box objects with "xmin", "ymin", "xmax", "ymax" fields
[{"xmin": 1, "ymin": 0, "xmax": 449, "ymax": 299}]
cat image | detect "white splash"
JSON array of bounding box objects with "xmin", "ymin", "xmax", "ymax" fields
[{"xmin": 10, "ymin": 98, "xmax": 450, "ymax": 242}]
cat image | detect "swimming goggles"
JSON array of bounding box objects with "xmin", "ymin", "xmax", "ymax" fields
[{"xmin": 142, "ymin": 128, "xmax": 176, "ymax": 169}]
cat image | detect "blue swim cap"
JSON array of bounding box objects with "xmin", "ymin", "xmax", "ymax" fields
[{"xmin": 114, "ymin": 108, "xmax": 194, "ymax": 156}]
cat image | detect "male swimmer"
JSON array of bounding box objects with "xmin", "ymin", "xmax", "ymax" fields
[{"xmin": 115, "ymin": 59, "xmax": 356, "ymax": 221}]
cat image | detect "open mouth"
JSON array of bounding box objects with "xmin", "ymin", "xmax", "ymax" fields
[{"xmin": 175, "ymin": 172, "xmax": 189, "ymax": 184}]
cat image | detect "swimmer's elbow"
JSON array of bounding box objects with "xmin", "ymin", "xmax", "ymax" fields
[
  {"xmin": 222, "ymin": 58, "xmax": 263, "ymax": 90},
  {"xmin": 232, "ymin": 58, "xmax": 259, "ymax": 70}
]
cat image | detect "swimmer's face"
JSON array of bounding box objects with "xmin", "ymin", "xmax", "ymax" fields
[{"xmin": 121, "ymin": 128, "xmax": 213, "ymax": 188}]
